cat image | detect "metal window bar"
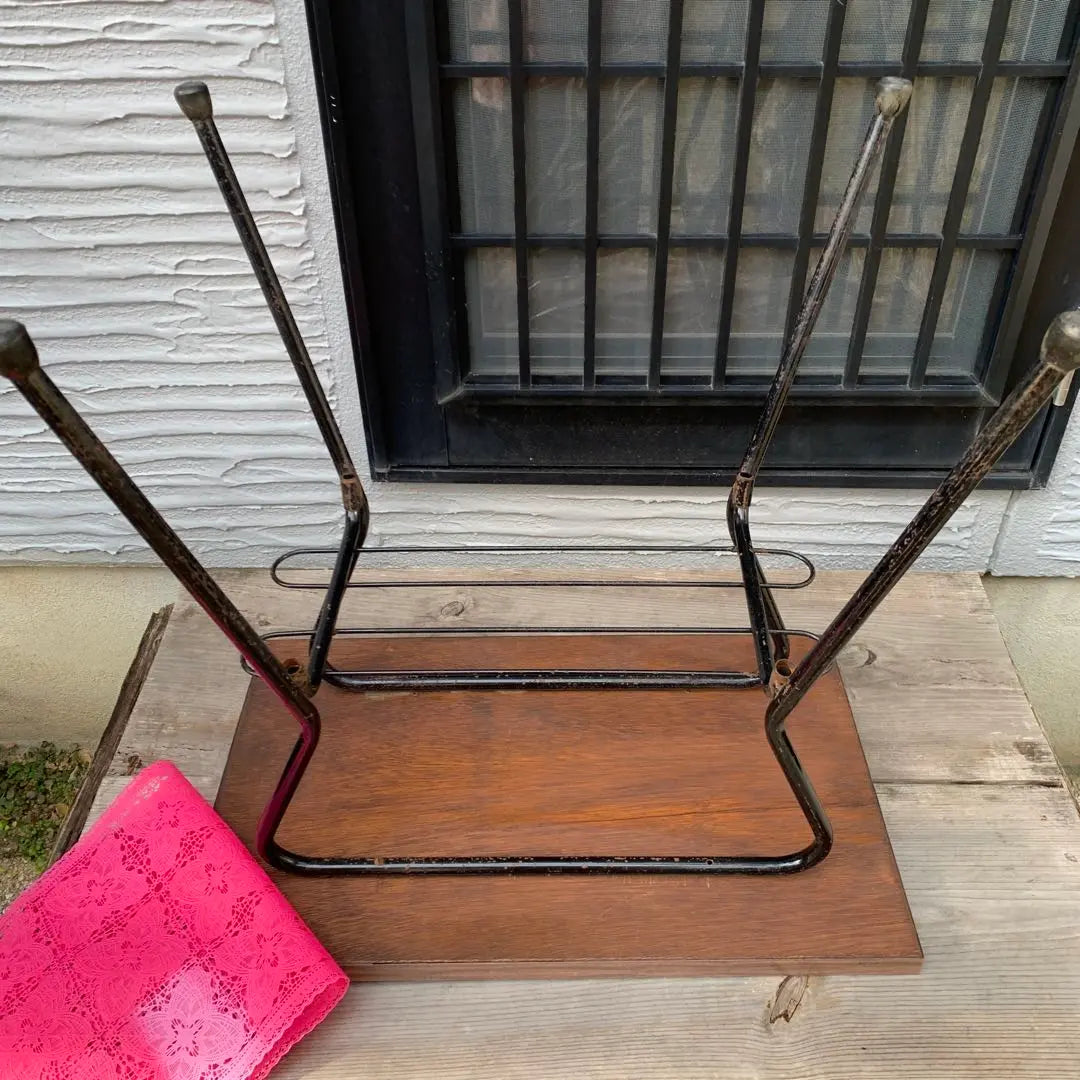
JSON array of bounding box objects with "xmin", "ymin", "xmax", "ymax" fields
[
  {"xmin": 449, "ymin": 232, "xmax": 1023, "ymax": 250},
  {"xmin": 783, "ymin": 0, "xmax": 848, "ymax": 345},
  {"xmin": 440, "ymin": 60, "xmax": 1072, "ymax": 79},
  {"xmin": 508, "ymin": 0, "xmax": 531, "ymax": 387},
  {"xmin": 405, "ymin": 0, "xmax": 461, "ymax": 402},
  {"xmin": 712, "ymin": 0, "xmax": 765, "ymax": 387},
  {"xmin": 843, "ymin": 0, "xmax": 931, "ymax": 388},
  {"xmin": 647, "ymin": 0, "xmax": 685, "ymax": 389},
  {"xmin": 582, "ymin": 0, "xmax": 602, "ymax": 388},
  {"xmin": 433, "ymin": 0, "xmax": 474, "ymax": 392},
  {"xmin": 909, "ymin": 0, "xmax": 1013, "ymax": 389}
]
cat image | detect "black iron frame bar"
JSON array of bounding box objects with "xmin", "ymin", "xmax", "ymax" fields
[
  {"xmin": 582, "ymin": 0, "xmax": 602, "ymax": 388},
  {"xmin": 297, "ymin": 627, "xmax": 822, "ymax": 694},
  {"xmin": 0, "ymin": 320, "xmax": 321, "ymax": 879},
  {"xmin": 728, "ymin": 78, "xmax": 913, "ymax": 686},
  {"xmin": 440, "ymin": 60, "xmax": 1070, "ymax": 80},
  {"xmin": 449, "ymin": 231, "xmax": 1022, "ymax": 250},
  {"xmin": 713, "ymin": 0, "xmax": 765, "ymax": 387},
  {"xmin": 784, "ymin": 0, "xmax": 848, "ymax": 344},
  {"xmin": 271, "ymin": 543, "xmax": 816, "ymax": 590},
  {"xmin": 844, "ymin": 0, "xmax": 930, "ymax": 387},
  {"xmin": 647, "ymin": 0, "xmax": 685, "ymax": 390},
  {"xmin": 508, "ymin": 0, "xmax": 531, "ymax": 387},
  {"xmin": 175, "ymin": 80, "xmax": 369, "ymax": 692},
  {"xmin": 908, "ymin": 0, "xmax": 1013, "ymax": 389},
  {"xmin": 266, "ymin": 541, "xmax": 816, "ymax": 691}
]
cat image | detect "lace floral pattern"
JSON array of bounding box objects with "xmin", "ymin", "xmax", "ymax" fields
[{"xmin": 0, "ymin": 762, "xmax": 348, "ymax": 1079}]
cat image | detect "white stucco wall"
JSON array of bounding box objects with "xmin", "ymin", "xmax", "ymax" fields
[
  {"xmin": 0, "ymin": 0, "xmax": 1071, "ymax": 572},
  {"xmin": 991, "ymin": 393, "xmax": 1080, "ymax": 574}
]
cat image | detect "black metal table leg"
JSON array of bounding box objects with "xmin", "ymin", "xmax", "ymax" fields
[
  {"xmin": 175, "ymin": 80, "xmax": 368, "ymax": 690},
  {"xmin": 767, "ymin": 311, "xmax": 1080, "ymax": 729},
  {"xmin": 0, "ymin": 320, "xmax": 321, "ymax": 865},
  {"xmin": 727, "ymin": 77, "xmax": 913, "ymax": 687}
]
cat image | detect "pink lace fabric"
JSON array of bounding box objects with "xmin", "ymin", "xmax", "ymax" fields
[{"xmin": 0, "ymin": 761, "xmax": 348, "ymax": 1079}]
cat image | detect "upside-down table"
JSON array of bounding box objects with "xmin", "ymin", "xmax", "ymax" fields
[{"xmin": 81, "ymin": 567, "xmax": 1080, "ymax": 1079}]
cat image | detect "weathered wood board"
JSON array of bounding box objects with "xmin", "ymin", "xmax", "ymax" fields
[{"xmin": 88, "ymin": 571, "xmax": 1080, "ymax": 1078}]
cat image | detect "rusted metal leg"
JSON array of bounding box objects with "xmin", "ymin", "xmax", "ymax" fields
[
  {"xmin": 0, "ymin": 319, "xmax": 320, "ymax": 867},
  {"xmin": 764, "ymin": 311, "xmax": 1080, "ymax": 853},
  {"xmin": 728, "ymin": 77, "xmax": 913, "ymax": 686},
  {"xmin": 175, "ymin": 80, "xmax": 369, "ymax": 687}
]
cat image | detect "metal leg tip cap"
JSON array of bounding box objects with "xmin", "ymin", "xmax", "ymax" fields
[
  {"xmin": 0, "ymin": 320, "xmax": 39, "ymax": 379},
  {"xmin": 875, "ymin": 77, "xmax": 913, "ymax": 118},
  {"xmin": 175, "ymin": 80, "xmax": 213, "ymax": 121}
]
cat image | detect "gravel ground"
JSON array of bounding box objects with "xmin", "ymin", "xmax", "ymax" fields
[{"xmin": 0, "ymin": 855, "xmax": 38, "ymax": 913}]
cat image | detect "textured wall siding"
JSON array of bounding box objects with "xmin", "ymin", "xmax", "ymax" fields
[
  {"xmin": 0, "ymin": 0, "xmax": 347, "ymax": 561},
  {"xmin": 351, "ymin": 484, "xmax": 1009, "ymax": 572},
  {"xmin": 991, "ymin": 400, "xmax": 1080, "ymax": 574},
  {"xmin": 0, "ymin": 0, "xmax": 1026, "ymax": 571}
]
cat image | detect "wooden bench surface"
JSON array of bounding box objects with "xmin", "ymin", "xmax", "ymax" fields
[{"xmin": 88, "ymin": 570, "xmax": 1080, "ymax": 1078}]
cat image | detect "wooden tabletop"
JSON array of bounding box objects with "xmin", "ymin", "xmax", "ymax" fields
[{"xmin": 88, "ymin": 569, "xmax": 1080, "ymax": 1078}]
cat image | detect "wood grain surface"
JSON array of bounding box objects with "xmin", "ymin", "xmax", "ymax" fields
[{"xmin": 215, "ymin": 632, "xmax": 920, "ymax": 977}]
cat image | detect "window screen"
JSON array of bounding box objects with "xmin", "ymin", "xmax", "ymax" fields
[{"xmin": 442, "ymin": 0, "xmax": 1073, "ymax": 390}]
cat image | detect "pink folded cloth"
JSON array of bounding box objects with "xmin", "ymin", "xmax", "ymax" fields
[{"xmin": 0, "ymin": 761, "xmax": 347, "ymax": 1079}]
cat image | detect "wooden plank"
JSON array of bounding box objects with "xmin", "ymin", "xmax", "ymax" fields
[
  {"xmin": 49, "ymin": 604, "xmax": 172, "ymax": 862},
  {"xmin": 87, "ymin": 579, "xmax": 260, "ymax": 827},
  {"xmin": 216, "ymin": 632, "xmax": 920, "ymax": 977},
  {"xmin": 269, "ymin": 782, "xmax": 1080, "ymax": 1079},
  {"xmin": 87, "ymin": 569, "xmax": 1080, "ymax": 1074},
  {"xmin": 89, "ymin": 569, "xmax": 1054, "ymax": 818}
]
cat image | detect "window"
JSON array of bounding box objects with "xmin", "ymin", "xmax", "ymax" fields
[{"xmin": 306, "ymin": 0, "xmax": 1080, "ymax": 485}]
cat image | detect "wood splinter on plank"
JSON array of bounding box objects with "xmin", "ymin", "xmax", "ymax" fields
[{"xmin": 766, "ymin": 975, "xmax": 809, "ymax": 1025}]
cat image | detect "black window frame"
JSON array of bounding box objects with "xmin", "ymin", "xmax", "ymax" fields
[{"xmin": 305, "ymin": 0, "xmax": 1080, "ymax": 489}]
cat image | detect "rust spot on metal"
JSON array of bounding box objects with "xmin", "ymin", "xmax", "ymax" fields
[{"xmin": 768, "ymin": 658, "xmax": 793, "ymax": 699}]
